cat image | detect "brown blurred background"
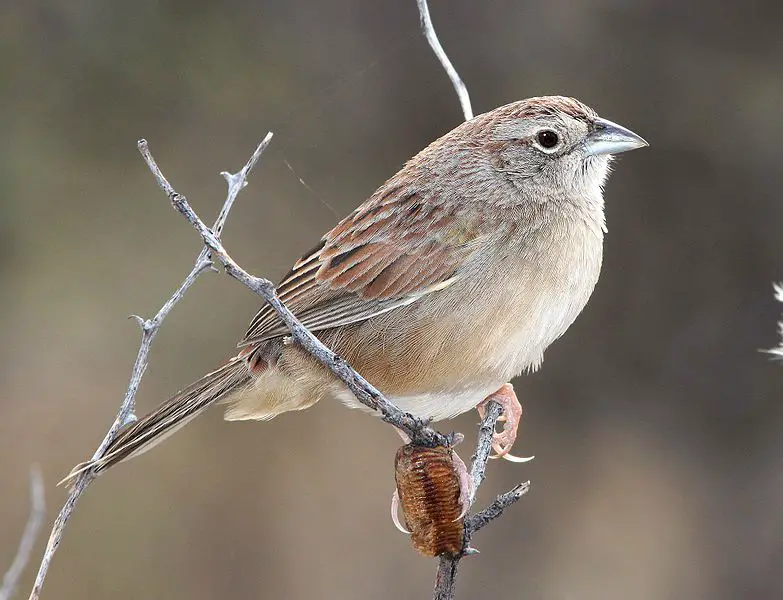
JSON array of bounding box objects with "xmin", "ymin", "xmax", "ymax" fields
[{"xmin": 2, "ymin": 1, "xmax": 782, "ymax": 598}]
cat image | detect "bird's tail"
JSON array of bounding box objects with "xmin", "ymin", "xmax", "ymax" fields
[{"xmin": 62, "ymin": 357, "xmax": 251, "ymax": 485}]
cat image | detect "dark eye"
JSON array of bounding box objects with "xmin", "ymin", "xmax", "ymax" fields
[{"xmin": 537, "ymin": 130, "xmax": 560, "ymax": 149}]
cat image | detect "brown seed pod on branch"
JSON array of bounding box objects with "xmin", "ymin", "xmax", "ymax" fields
[{"xmin": 393, "ymin": 444, "xmax": 465, "ymax": 557}]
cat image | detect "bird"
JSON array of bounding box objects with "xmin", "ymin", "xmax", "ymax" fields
[{"xmin": 67, "ymin": 95, "xmax": 647, "ymax": 481}]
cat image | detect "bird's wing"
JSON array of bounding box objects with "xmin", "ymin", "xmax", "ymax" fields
[{"xmin": 239, "ymin": 182, "xmax": 484, "ymax": 347}]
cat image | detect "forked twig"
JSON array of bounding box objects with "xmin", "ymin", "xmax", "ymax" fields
[
  {"xmin": 137, "ymin": 140, "xmax": 448, "ymax": 449},
  {"xmin": 26, "ymin": 135, "xmax": 273, "ymax": 600}
]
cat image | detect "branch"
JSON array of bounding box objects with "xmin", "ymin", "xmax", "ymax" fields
[
  {"xmin": 25, "ymin": 133, "xmax": 274, "ymax": 600},
  {"xmin": 469, "ymin": 400, "xmax": 504, "ymax": 497},
  {"xmin": 468, "ymin": 482, "xmax": 531, "ymax": 535},
  {"xmin": 416, "ymin": 0, "xmax": 473, "ymax": 121},
  {"xmin": 432, "ymin": 483, "xmax": 530, "ymax": 600},
  {"xmin": 137, "ymin": 140, "xmax": 449, "ymax": 448},
  {"xmin": 1, "ymin": 468, "xmax": 45, "ymax": 600},
  {"xmin": 430, "ymin": 403, "xmax": 531, "ymax": 600}
]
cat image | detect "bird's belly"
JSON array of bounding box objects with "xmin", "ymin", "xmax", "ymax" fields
[
  {"xmin": 334, "ymin": 382, "xmax": 501, "ymax": 422},
  {"xmin": 330, "ymin": 276, "xmax": 591, "ymax": 421}
]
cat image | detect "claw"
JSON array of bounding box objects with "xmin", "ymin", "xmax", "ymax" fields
[
  {"xmin": 391, "ymin": 488, "xmax": 411, "ymax": 534},
  {"xmin": 490, "ymin": 452, "xmax": 535, "ymax": 463}
]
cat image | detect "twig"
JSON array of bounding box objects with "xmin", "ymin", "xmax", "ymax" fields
[
  {"xmin": 469, "ymin": 400, "xmax": 504, "ymax": 497},
  {"xmin": 25, "ymin": 134, "xmax": 274, "ymax": 600},
  {"xmin": 1, "ymin": 468, "xmax": 45, "ymax": 600},
  {"xmin": 416, "ymin": 0, "xmax": 473, "ymax": 121},
  {"xmin": 137, "ymin": 140, "xmax": 449, "ymax": 449},
  {"xmin": 468, "ymin": 482, "xmax": 531, "ymax": 535},
  {"xmin": 430, "ymin": 403, "xmax": 531, "ymax": 600},
  {"xmin": 432, "ymin": 483, "xmax": 530, "ymax": 600}
]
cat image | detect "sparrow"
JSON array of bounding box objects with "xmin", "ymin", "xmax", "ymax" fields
[{"xmin": 70, "ymin": 96, "xmax": 646, "ymax": 479}]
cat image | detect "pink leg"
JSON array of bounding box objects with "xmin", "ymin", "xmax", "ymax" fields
[{"xmin": 477, "ymin": 383, "xmax": 532, "ymax": 462}]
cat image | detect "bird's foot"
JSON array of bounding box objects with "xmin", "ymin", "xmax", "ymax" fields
[{"xmin": 477, "ymin": 383, "xmax": 534, "ymax": 463}]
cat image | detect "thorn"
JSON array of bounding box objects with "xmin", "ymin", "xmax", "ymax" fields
[
  {"xmin": 123, "ymin": 412, "xmax": 138, "ymax": 426},
  {"xmin": 463, "ymin": 547, "xmax": 480, "ymax": 556}
]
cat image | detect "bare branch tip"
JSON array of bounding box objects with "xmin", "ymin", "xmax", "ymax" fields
[{"xmin": 128, "ymin": 314, "xmax": 149, "ymax": 330}]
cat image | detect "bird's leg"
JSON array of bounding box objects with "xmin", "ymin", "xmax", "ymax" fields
[{"xmin": 476, "ymin": 383, "xmax": 533, "ymax": 462}]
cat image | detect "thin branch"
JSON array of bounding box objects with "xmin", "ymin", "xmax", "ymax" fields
[
  {"xmin": 469, "ymin": 400, "xmax": 503, "ymax": 498},
  {"xmin": 137, "ymin": 140, "xmax": 449, "ymax": 449},
  {"xmin": 433, "ymin": 555, "xmax": 459, "ymax": 600},
  {"xmin": 468, "ymin": 482, "xmax": 530, "ymax": 535},
  {"xmin": 1, "ymin": 468, "xmax": 45, "ymax": 600},
  {"xmin": 26, "ymin": 133, "xmax": 274, "ymax": 600},
  {"xmin": 431, "ymin": 403, "xmax": 530, "ymax": 600},
  {"xmin": 416, "ymin": 0, "xmax": 473, "ymax": 121},
  {"xmin": 433, "ymin": 479, "xmax": 530, "ymax": 600}
]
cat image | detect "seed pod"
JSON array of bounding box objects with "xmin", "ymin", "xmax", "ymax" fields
[{"xmin": 394, "ymin": 444, "xmax": 465, "ymax": 557}]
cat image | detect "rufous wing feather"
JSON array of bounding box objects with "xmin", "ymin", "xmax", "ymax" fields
[{"xmin": 241, "ymin": 187, "xmax": 485, "ymax": 346}]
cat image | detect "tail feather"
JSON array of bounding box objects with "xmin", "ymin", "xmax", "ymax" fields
[{"xmin": 62, "ymin": 357, "xmax": 250, "ymax": 485}]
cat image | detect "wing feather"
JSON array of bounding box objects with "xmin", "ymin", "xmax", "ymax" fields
[{"xmin": 239, "ymin": 185, "xmax": 484, "ymax": 347}]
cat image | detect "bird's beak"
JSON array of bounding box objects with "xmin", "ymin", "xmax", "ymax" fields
[{"xmin": 584, "ymin": 117, "xmax": 648, "ymax": 156}]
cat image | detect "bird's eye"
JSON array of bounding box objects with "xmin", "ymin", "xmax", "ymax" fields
[{"xmin": 536, "ymin": 130, "xmax": 560, "ymax": 149}]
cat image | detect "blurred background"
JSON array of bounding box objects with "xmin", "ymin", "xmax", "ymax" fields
[{"xmin": 1, "ymin": 1, "xmax": 782, "ymax": 598}]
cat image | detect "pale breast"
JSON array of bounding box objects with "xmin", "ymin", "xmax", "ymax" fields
[{"xmin": 329, "ymin": 209, "xmax": 604, "ymax": 420}]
